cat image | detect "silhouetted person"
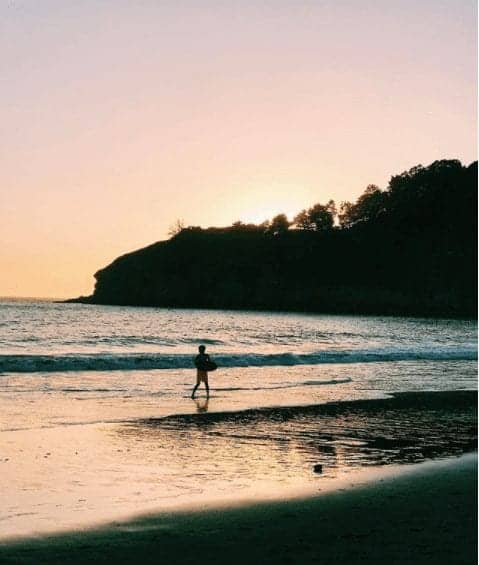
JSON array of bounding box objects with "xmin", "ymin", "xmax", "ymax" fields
[{"xmin": 192, "ymin": 345, "xmax": 211, "ymax": 399}]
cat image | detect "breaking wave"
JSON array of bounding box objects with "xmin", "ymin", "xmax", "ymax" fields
[{"xmin": 0, "ymin": 347, "xmax": 476, "ymax": 374}]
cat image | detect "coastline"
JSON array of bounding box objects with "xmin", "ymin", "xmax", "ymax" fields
[
  {"xmin": 1, "ymin": 453, "xmax": 476, "ymax": 564},
  {"xmin": 61, "ymin": 296, "xmax": 477, "ymax": 321}
]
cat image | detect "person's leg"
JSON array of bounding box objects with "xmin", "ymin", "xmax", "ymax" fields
[
  {"xmin": 204, "ymin": 375, "xmax": 210, "ymax": 398},
  {"xmin": 191, "ymin": 372, "xmax": 201, "ymax": 399}
]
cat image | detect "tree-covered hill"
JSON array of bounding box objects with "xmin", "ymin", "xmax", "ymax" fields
[{"xmin": 72, "ymin": 159, "xmax": 477, "ymax": 317}]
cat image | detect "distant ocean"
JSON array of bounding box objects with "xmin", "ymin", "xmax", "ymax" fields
[{"xmin": 0, "ymin": 299, "xmax": 477, "ymax": 538}]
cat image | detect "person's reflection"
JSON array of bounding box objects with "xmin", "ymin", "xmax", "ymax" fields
[{"xmin": 194, "ymin": 397, "xmax": 209, "ymax": 413}]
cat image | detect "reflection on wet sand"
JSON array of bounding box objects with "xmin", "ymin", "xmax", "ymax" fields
[
  {"xmin": 194, "ymin": 398, "xmax": 209, "ymax": 413},
  {"xmin": 1, "ymin": 391, "xmax": 475, "ymax": 540},
  {"xmin": 116, "ymin": 391, "xmax": 477, "ymax": 491}
]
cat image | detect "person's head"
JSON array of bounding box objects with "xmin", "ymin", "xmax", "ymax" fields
[{"xmin": 198, "ymin": 345, "xmax": 206, "ymax": 353}]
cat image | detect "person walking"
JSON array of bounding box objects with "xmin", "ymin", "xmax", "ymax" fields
[{"xmin": 192, "ymin": 345, "xmax": 214, "ymax": 399}]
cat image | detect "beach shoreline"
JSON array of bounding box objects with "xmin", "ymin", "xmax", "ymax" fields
[
  {"xmin": 1, "ymin": 390, "xmax": 476, "ymax": 542},
  {"xmin": 1, "ymin": 452, "xmax": 476, "ymax": 564}
]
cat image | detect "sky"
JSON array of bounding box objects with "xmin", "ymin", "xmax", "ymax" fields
[{"xmin": 0, "ymin": 0, "xmax": 476, "ymax": 298}]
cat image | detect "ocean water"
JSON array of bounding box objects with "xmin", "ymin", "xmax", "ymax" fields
[{"xmin": 0, "ymin": 299, "xmax": 477, "ymax": 538}]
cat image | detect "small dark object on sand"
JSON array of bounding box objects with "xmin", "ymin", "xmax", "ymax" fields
[{"xmin": 313, "ymin": 464, "xmax": 323, "ymax": 474}]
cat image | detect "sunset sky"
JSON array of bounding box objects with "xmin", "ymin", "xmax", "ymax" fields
[{"xmin": 1, "ymin": 0, "xmax": 476, "ymax": 298}]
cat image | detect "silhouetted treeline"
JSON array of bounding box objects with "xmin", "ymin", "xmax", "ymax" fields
[{"xmin": 72, "ymin": 160, "xmax": 477, "ymax": 317}]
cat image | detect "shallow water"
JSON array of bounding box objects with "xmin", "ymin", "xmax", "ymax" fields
[
  {"xmin": 0, "ymin": 300, "xmax": 476, "ymax": 429},
  {"xmin": 0, "ymin": 300, "xmax": 476, "ymax": 538}
]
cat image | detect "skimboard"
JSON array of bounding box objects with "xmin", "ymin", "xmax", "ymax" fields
[{"xmin": 195, "ymin": 359, "xmax": 218, "ymax": 371}]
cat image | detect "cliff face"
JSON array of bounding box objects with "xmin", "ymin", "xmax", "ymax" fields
[{"xmin": 78, "ymin": 160, "xmax": 477, "ymax": 317}]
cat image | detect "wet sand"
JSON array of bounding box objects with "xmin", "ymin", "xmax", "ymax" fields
[
  {"xmin": 1, "ymin": 391, "xmax": 476, "ymax": 540},
  {"xmin": 0, "ymin": 453, "xmax": 476, "ymax": 565}
]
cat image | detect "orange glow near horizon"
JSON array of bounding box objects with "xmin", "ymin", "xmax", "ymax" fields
[{"xmin": 0, "ymin": 1, "xmax": 476, "ymax": 298}]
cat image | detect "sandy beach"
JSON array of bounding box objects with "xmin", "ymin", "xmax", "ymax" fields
[
  {"xmin": 1, "ymin": 305, "xmax": 477, "ymax": 563},
  {"xmin": 0, "ymin": 453, "xmax": 476, "ymax": 564},
  {"xmin": 1, "ymin": 390, "xmax": 476, "ymax": 541}
]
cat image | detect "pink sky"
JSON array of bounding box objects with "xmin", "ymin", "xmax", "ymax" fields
[{"xmin": 0, "ymin": 0, "xmax": 476, "ymax": 298}]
